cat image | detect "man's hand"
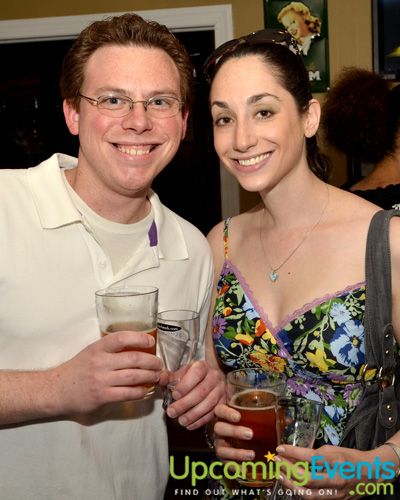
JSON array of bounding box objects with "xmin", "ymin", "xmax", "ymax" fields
[
  {"xmin": 53, "ymin": 331, "xmax": 163, "ymax": 414},
  {"xmin": 165, "ymin": 361, "xmax": 225, "ymax": 429}
]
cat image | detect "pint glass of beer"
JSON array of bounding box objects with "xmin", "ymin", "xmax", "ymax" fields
[
  {"xmin": 95, "ymin": 285, "xmax": 158, "ymax": 397},
  {"xmin": 227, "ymin": 368, "xmax": 287, "ymax": 487}
]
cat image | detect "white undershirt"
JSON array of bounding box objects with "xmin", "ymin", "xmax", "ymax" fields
[{"xmin": 63, "ymin": 172, "xmax": 153, "ymax": 274}]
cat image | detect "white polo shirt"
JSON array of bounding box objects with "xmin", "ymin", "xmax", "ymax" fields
[{"xmin": 0, "ymin": 154, "xmax": 213, "ymax": 500}]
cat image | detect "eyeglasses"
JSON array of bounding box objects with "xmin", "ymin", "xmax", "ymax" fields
[
  {"xmin": 203, "ymin": 29, "xmax": 301, "ymax": 82},
  {"xmin": 78, "ymin": 94, "xmax": 184, "ymax": 118}
]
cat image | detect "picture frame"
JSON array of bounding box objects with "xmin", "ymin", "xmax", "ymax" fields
[{"xmin": 372, "ymin": 0, "xmax": 400, "ymax": 81}]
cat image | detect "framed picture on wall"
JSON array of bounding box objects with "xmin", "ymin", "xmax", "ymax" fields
[
  {"xmin": 373, "ymin": 0, "xmax": 400, "ymax": 81},
  {"xmin": 264, "ymin": 0, "xmax": 329, "ymax": 93}
]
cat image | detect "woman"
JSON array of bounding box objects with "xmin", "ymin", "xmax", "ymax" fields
[
  {"xmin": 203, "ymin": 29, "xmax": 400, "ymax": 498},
  {"xmin": 322, "ymin": 67, "xmax": 400, "ymax": 209}
]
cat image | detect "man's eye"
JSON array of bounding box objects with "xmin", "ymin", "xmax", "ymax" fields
[
  {"xmin": 101, "ymin": 96, "xmax": 124, "ymax": 106},
  {"xmin": 149, "ymin": 97, "xmax": 172, "ymax": 108}
]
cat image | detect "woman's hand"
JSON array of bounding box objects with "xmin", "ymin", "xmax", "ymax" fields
[
  {"xmin": 275, "ymin": 444, "xmax": 398, "ymax": 499},
  {"xmin": 212, "ymin": 403, "xmax": 255, "ymax": 462}
]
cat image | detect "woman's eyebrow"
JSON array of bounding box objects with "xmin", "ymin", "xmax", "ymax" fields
[{"xmin": 248, "ymin": 93, "xmax": 280, "ymax": 104}]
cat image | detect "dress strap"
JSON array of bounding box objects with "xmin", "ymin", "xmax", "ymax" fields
[{"xmin": 223, "ymin": 217, "xmax": 231, "ymax": 259}]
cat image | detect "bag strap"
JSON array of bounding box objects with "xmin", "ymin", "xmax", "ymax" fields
[
  {"xmin": 364, "ymin": 209, "xmax": 400, "ymax": 431},
  {"xmin": 364, "ymin": 209, "xmax": 400, "ymax": 369}
]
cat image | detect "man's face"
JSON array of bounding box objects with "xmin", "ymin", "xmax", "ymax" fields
[{"xmin": 64, "ymin": 44, "xmax": 188, "ymax": 200}]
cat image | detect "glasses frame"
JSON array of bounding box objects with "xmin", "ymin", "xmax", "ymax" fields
[
  {"xmin": 203, "ymin": 28, "xmax": 301, "ymax": 83},
  {"xmin": 78, "ymin": 93, "xmax": 184, "ymax": 118}
]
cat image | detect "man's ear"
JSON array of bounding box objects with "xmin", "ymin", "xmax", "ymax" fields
[
  {"xmin": 304, "ymin": 98, "xmax": 321, "ymax": 138},
  {"xmin": 63, "ymin": 99, "xmax": 80, "ymax": 136},
  {"xmin": 181, "ymin": 109, "xmax": 189, "ymax": 140}
]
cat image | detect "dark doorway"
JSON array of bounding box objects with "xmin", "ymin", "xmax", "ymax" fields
[{"xmin": 0, "ymin": 30, "xmax": 221, "ymax": 235}]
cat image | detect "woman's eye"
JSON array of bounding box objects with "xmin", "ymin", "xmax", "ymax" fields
[
  {"xmin": 214, "ymin": 116, "xmax": 232, "ymax": 126},
  {"xmin": 256, "ymin": 109, "xmax": 273, "ymax": 119}
]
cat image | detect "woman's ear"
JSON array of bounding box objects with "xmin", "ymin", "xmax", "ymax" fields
[
  {"xmin": 304, "ymin": 98, "xmax": 321, "ymax": 138},
  {"xmin": 63, "ymin": 99, "xmax": 80, "ymax": 136}
]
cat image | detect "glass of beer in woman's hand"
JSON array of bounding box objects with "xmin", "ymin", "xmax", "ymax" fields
[{"xmin": 227, "ymin": 368, "xmax": 287, "ymax": 488}]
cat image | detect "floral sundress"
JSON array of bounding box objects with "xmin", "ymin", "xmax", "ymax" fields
[{"xmin": 212, "ymin": 218, "xmax": 368, "ymax": 447}]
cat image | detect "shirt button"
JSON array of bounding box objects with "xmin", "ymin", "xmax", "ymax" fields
[{"xmin": 99, "ymin": 261, "xmax": 107, "ymax": 269}]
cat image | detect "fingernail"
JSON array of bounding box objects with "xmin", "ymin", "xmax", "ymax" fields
[
  {"xmin": 276, "ymin": 446, "xmax": 285, "ymax": 453},
  {"xmin": 167, "ymin": 407, "xmax": 177, "ymax": 419},
  {"xmin": 231, "ymin": 413, "xmax": 241, "ymax": 423},
  {"xmin": 172, "ymin": 390, "xmax": 181, "ymax": 399},
  {"xmin": 244, "ymin": 452, "xmax": 255, "ymax": 460},
  {"xmin": 243, "ymin": 430, "xmax": 253, "ymax": 439},
  {"xmin": 178, "ymin": 416, "xmax": 188, "ymax": 426},
  {"xmin": 147, "ymin": 335, "xmax": 155, "ymax": 346}
]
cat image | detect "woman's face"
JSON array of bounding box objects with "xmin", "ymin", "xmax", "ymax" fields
[
  {"xmin": 210, "ymin": 54, "xmax": 316, "ymax": 194},
  {"xmin": 280, "ymin": 11, "xmax": 310, "ymax": 40}
]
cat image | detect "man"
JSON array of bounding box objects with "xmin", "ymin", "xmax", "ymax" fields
[{"xmin": 0, "ymin": 13, "xmax": 222, "ymax": 499}]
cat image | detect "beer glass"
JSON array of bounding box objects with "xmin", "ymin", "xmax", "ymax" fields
[
  {"xmin": 270, "ymin": 397, "xmax": 323, "ymax": 500},
  {"xmin": 95, "ymin": 285, "xmax": 158, "ymax": 397},
  {"xmin": 157, "ymin": 309, "xmax": 200, "ymax": 409},
  {"xmin": 226, "ymin": 368, "xmax": 287, "ymax": 488}
]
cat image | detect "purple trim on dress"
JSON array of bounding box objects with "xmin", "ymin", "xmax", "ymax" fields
[
  {"xmin": 274, "ymin": 281, "xmax": 366, "ymax": 334},
  {"xmin": 223, "ymin": 258, "xmax": 291, "ymax": 356},
  {"xmin": 148, "ymin": 220, "xmax": 158, "ymax": 247},
  {"xmin": 222, "ymin": 257, "xmax": 365, "ymax": 336}
]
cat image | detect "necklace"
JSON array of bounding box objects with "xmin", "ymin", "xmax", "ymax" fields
[{"xmin": 259, "ymin": 186, "xmax": 330, "ymax": 283}]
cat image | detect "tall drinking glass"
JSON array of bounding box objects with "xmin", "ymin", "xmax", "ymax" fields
[
  {"xmin": 226, "ymin": 368, "xmax": 287, "ymax": 488},
  {"xmin": 157, "ymin": 309, "xmax": 200, "ymax": 409},
  {"xmin": 95, "ymin": 285, "xmax": 158, "ymax": 397},
  {"xmin": 271, "ymin": 397, "xmax": 323, "ymax": 500}
]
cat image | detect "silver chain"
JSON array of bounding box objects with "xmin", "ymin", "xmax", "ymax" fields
[{"xmin": 259, "ymin": 186, "xmax": 330, "ymax": 283}]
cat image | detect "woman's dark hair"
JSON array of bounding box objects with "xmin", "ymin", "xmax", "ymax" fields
[
  {"xmin": 208, "ymin": 41, "xmax": 330, "ymax": 181},
  {"xmin": 321, "ymin": 67, "xmax": 400, "ymax": 163}
]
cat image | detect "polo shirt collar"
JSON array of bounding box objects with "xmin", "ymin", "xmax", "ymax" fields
[
  {"xmin": 27, "ymin": 153, "xmax": 82, "ymax": 228},
  {"xmin": 28, "ymin": 154, "xmax": 189, "ymax": 261}
]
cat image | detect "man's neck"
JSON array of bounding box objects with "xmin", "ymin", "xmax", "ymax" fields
[{"xmin": 64, "ymin": 168, "xmax": 151, "ymax": 224}]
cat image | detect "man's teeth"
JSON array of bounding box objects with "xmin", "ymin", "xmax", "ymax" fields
[
  {"xmin": 118, "ymin": 145, "xmax": 151, "ymax": 156},
  {"xmin": 238, "ymin": 153, "xmax": 269, "ymax": 166}
]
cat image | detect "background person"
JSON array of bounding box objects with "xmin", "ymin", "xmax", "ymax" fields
[
  {"xmin": 321, "ymin": 66, "xmax": 400, "ymax": 209},
  {"xmin": 0, "ymin": 13, "xmax": 224, "ymax": 500},
  {"xmin": 203, "ymin": 29, "xmax": 400, "ymax": 498}
]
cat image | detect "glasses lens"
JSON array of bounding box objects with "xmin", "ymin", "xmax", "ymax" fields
[
  {"xmin": 147, "ymin": 96, "xmax": 181, "ymax": 118},
  {"xmin": 96, "ymin": 95, "xmax": 181, "ymax": 118},
  {"xmin": 98, "ymin": 96, "xmax": 130, "ymax": 117}
]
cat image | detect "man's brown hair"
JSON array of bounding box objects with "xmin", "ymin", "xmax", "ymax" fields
[{"xmin": 60, "ymin": 13, "xmax": 193, "ymax": 113}]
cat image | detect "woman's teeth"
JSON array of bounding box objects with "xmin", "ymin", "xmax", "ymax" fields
[{"xmin": 238, "ymin": 153, "xmax": 269, "ymax": 166}]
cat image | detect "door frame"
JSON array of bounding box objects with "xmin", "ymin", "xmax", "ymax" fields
[{"xmin": 0, "ymin": 5, "xmax": 240, "ymax": 218}]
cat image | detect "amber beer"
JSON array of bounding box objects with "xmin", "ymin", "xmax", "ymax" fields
[
  {"xmin": 229, "ymin": 389, "xmax": 278, "ymax": 487},
  {"xmin": 102, "ymin": 322, "xmax": 157, "ymax": 355},
  {"xmin": 102, "ymin": 323, "xmax": 157, "ymax": 394}
]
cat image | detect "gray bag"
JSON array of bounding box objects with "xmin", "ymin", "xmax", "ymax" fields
[{"xmin": 340, "ymin": 210, "xmax": 400, "ymax": 497}]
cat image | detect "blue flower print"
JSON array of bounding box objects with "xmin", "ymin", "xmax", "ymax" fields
[
  {"xmin": 331, "ymin": 320, "xmax": 365, "ymax": 367},
  {"xmin": 330, "ymin": 302, "xmax": 351, "ymax": 326}
]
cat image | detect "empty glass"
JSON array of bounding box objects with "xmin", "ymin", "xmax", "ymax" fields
[{"xmin": 157, "ymin": 309, "xmax": 200, "ymax": 409}]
